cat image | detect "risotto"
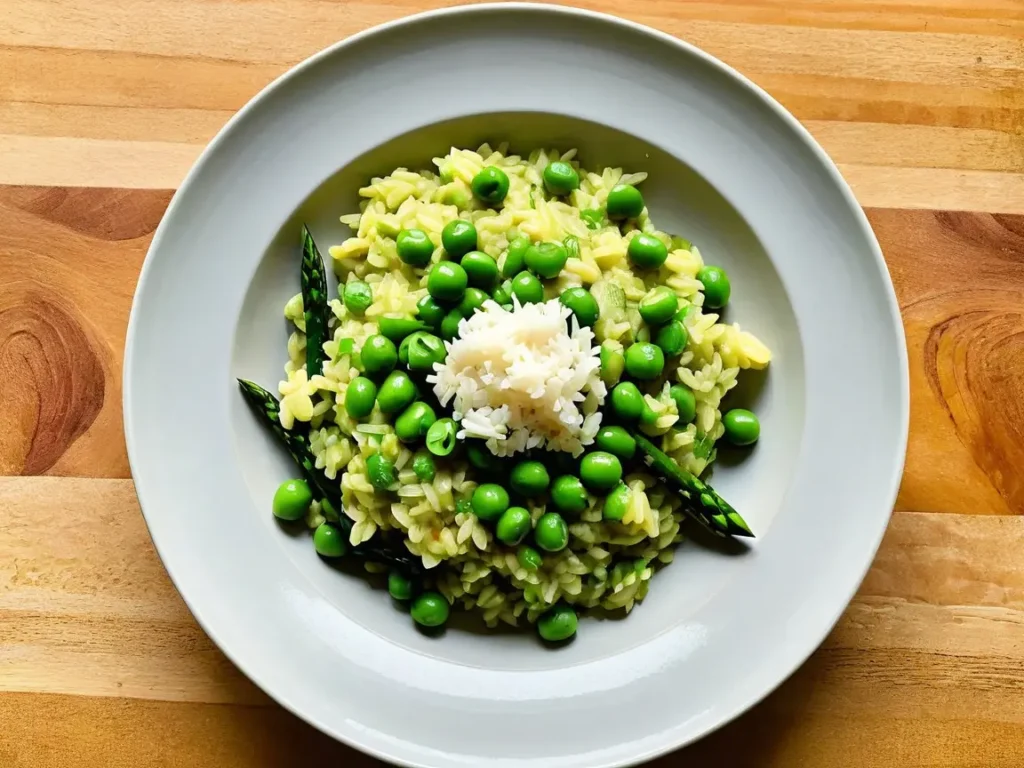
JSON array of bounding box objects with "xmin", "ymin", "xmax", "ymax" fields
[{"xmin": 239, "ymin": 144, "xmax": 771, "ymax": 642}]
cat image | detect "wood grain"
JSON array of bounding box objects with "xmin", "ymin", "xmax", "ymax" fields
[{"xmin": 3, "ymin": 478, "xmax": 1024, "ymax": 766}]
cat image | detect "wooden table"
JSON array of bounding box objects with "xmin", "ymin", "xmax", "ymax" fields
[{"xmin": 2, "ymin": 1, "xmax": 1023, "ymax": 765}]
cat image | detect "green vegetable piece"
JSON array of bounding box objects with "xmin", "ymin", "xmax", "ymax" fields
[
  {"xmin": 440, "ymin": 308, "xmax": 463, "ymax": 341},
  {"xmin": 366, "ymin": 453, "xmax": 397, "ymax": 491},
  {"xmin": 638, "ymin": 286, "xmax": 679, "ymax": 325},
  {"xmin": 534, "ymin": 512, "xmax": 569, "ymax": 552},
  {"xmin": 360, "ymin": 334, "xmax": 398, "ymax": 377},
  {"xmin": 594, "ymin": 426, "xmax": 636, "ymax": 460},
  {"xmin": 624, "ymin": 342, "xmax": 665, "ymax": 380},
  {"xmin": 496, "ymin": 506, "xmax": 532, "ymax": 545},
  {"xmin": 272, "ymin": 478, "xmax": 312, "ymax": 521},
  {"xmin": 580, "ymin": 451, "xmax": 623, "ymax": 493},
  {"xmin": 600, "ymin": 344, "xmax": 625, "ymax": 386},
  {"xmin": 395, "ymin": 401, "xmax": 437, "ymax": 443},
  {"xmin": 403, "ymin": 332, "xmax": 446, "ymax": 372},
  {"xmin": 471, "ymin": 166, "xmax": 510, "ymax": 205},
  {"xmin": 563, "ymin": 235, "xmax": 580, "ymax": 260},
  {"xmin": 559, "ymin": 287, "xmax": 599, "ymax": 328},
  {"xmin": 627, "ymin": 234, "xmax": 668, "ymax": 269},
  {"xmin": 698, "ymin": 265, "xmax": 731, "ymax": 308},
  {"xmin": 537, "ymin": 604, "xmax": 577, "ymax": 642},
  {"xmin": 524, "ymin": 241, "xmax": 568, "ymax": 279},
  {"xmin": 441, "ymin": 219, "xmax": 478, "ymax": 258},
  {"xmin": 675, "ymin": 303, "xmax": 697, "ymax": 324},
  {"xmin": 376, "ymin": 370, "xmax": 417, "ymax": 414},
  {"xmin": 461, "ymin": 250, "xmax": 499, "ymax": 289},
  {"xmin": 492, "ymin": 279, "xmax": 513, "ymax": 306},
  {"xmin": 517, "ymin": 544, "xmax": 543, "ymax": 571},
  {"xmin": 669, "ymin": 385, "xmax": 697, "ymax": 425},
  {"xmin": 606, "ymin": 184, "xmax": 644, "ymax": 220},
  {"xmin": 425, "ymin": 418, "xmax": 458, "ymax": 456},
  {"xmin": 343, "ymin": 280, "xmax": 373, "ymax": 316},
  {"xmin": 655, "ymin": 321, "xmax": 688, "ymax": 357},
  {"xmin": 550, "ymin": 475, "xmax": 588, "ymax": 515},
  {"xmin": 471, "ymin": 483, "xmax": 510, "ymax": 522},
  {"xmin": 313, "ymin": 522, "xmax": 347, "ymax": 557},
  {"xmin": 580, "ymin": 208, "xmax": 604, "ymax": 230},
  {"xmin": 458, "ymin": 287, "xmax": 489, "ymax": 317},
  {"xmin": 301, "ymin": 226, "xmax": 330, "ymax": 376},
  {"xmin": 723, "ymin": 408, "xmax": 760, "ymax": 446},
  {"xmin": 388, "ymin": 570, "xmax": 414, "ymax": 600},
  {"xmin": 610, "ymin": 382, "xmax": 645, "ymax": 421},
  {"xmin": 344, "ymin": 376, "xmax": 377, "ymax": 419},
  {"xmin": 542, "ymin": 161, "xmax": 580, "ymax": 196},
  {"xmin": 602, "ymin": 482, "xmax": 631, "ymax": 521},
  {"xmin": 378, "ymin": 315, "xmax": 428, "ymax": 343},
  {"xmin": 467, "ymin": 443, "xmax": 502, "ymax": 473},
  {"xmin": 502, "ymin": 237, "xmax": 531, "ymax": 278},
  {"xmin": 411, "ymin": 450, "xmax": 436, "ymax": 482},
  {"xmin": 510, "ymin": 461, "xmax": 550, "ymax": 497},
  {"xmin": 396, "ymin": 228, "xmax": 435, "ymax": 267},
  {"xmin": 511, "ymin": 270, "xmax": 544, "ymax": 304},
  {"xmin": 410, "ymin": 591, "xmax": 450, "ymax": 627},
  {"xmin": 416, "ymin": 295, "xmax": 446, "ymax": 328},
  {"xmin": 427, "ymin": 261, "xmax": 468, "ymax": 303}
]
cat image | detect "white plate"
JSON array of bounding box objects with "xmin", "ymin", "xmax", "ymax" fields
[{"xmin": 124, "ymin": 4, "xmax": 908, "ymax": 766}]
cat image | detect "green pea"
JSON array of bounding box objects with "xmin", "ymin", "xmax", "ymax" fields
[
  {"xmin": 342, "ymin": 280, "xmax": 372, "ymax": 315},
  {"xmin": 580, "ymin": 208, "xmax": 604, "ymax": 229},
  {"xmin": 602, "ymin": 482, "xmax": 631, "ymax": 521},
  {"xmin": 388, "ymin": 570, "xmax": 414, "ymax": 600},
  {"xmin": 517, "ymin": 544, "xmax": 543, "ymax": 571},
  {"xmin": 600, "ymin": 344, "xmax": 625, "ymax": 386},
  {"xmin": 344, "ymin": 376, "xmax": 377, "ymax": 419},
  {"xmin": 441, "ymin": 219, "xmax": 478, "ymax": 258},
  {"xmin": 466, "ymin": 443, "xmax": 503, "ymax": 473},
  {"xmin": 313, "ymin": 522, "xmax": 347, "ymax": 557},
  {"xmin": 627, "ymin": 234, "xmax": 668, "ymax": 269},
  {"xmin": 440, "ymin": 308, "xmax": 463, "ymax": 341},
  {"xmin": 534, "ymin": 512, "xmax": 569, "ymax": 552},
  {"xmin": 698, "ymin": 265, "xmax": 731, "ymax": 308},
  {"xmin": 638, "ymin": 287, "xmax": 679, "ymax": 325},
  {"xmin": 404, "ymin": 332, "xmax": 446, "ymax": 372},
  {"xmin": 524, "ymin": 241, "xmax": 568, "ymax": 279},
  {"xmin": 366, "ymin": 453, "xmax": 397, "ymax": 490},
  {"xmin": 376, "ymin": 370, "xmax": 417, "ymax": 414},
  {"xmin": 411, "ymin": 450, "xmax": 436, "ymax": 482},
  {"xmin": 427, "ymin": 261, "xmax": 468, "ymax": 303},
  {"xmin": 425, "ymin": 418, "xmax": 457, "ymax": 456},
  {"xmin": 640, "ymin": 402, "xmax": 659, "ymax": 427},
  {"xmin": 416, "ymin": 295, "xmax": 446, "ymax": 328},
  {"xmin": 461, "ymin": 250, "xmax": 499, "ymax": 289},
  {"xmin": 537, "ymin": 604, "xmax": 577, "ymax": 642},
  {"xmin": 723, "ymin": 408, "xmax": 760, "ymax": 446},
  {"xmin": 606, "ymin": 184, "xmax": 644, "ymax": 219},
  {"xmin": 471, "ymin": 166, "xmax": 510, "ymax": 205},
  {"xmin": 394, "ymin": 401, "xmax": 437, "ymax": 443},
  {"xmin": 594, "ymin": 426, "xmax": 636, "ymax": 460},
  {"xmin": 458, "ymin": 287, "xmax": 489, "ymax": 317},
  {"xmin": 542, "ymin": 161, "xmax": 580, "ymax": 196},
  {"xmin": 471, "ymin": 483, "xmax": 510, "ymax": 522},
  {"xmin": 396, "ymin": 228, "xmax": 435, "ymax": 267},
  {"xmin": 271, "ymin": 478, "xmax": 312, "ymax": 521},
  {"xmin": 359, "ymin": 335, "xmax": 396, "ymax": 377},
  {"xmin": 410, "ymin": 591, "xmax": 449, "ymax": 627},
  {"xmin": 669, "ymin": 385, "xmax": 697, "ymax": 424},
  {"xmin": 492, "ymin": 279, "xmax": 513, "ymax": 306},
  {"xmin": 610, "ymin": 382, "xmax": 645, "ymax": 421},
  {"xmin": 378, "ymin": 316, "xmax": 428, "ymax": 343},
  {"xmin": 579, "ymin": 452, "xmax": 622, "ymax": 493},
  {"xmin": 559, "ymin": 287, "xmax": 599, "ymax": 328},
  {"xmin": 510, "ymin": 461, "xmax": 550, "ymax": 497},
  {"xmin": 624, "ymin": 342, "xmax": 665, "ymax": 380},
  {"xmin": 550, "ymin": 475, "xmax": 588, "ymax": 515},
  {"xmin": 655, "ymin": 321, "xmax": 688, "ymax": 357},
  {"xmin": 496, "ymin": 506, "xmax": 532, "ymax": 545},
  {"xmin": 511, "ymin": 271, "xmax": 544, "ymax": 304},
  {"xmin": 502, "ymin": 237, "xmax": 531, "ymax": 278}
]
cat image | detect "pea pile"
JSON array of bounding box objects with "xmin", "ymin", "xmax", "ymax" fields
[{"xmin": 242, "ymin": 145, "xmax": 772, "ymax": 645}]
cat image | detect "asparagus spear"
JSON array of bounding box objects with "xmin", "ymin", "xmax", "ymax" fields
[
  {"xmin": 634, "ymin": 434, "xmax": 753, "ymax": 538},
  {"xmin": 300, "ymin": 225, "xmax": 329, "ymax": 377},
  {"xmin": 237, "ymin": 378, "xmax": 422, "ymax": 572}
]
